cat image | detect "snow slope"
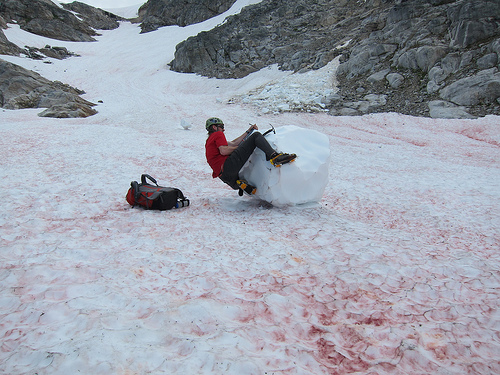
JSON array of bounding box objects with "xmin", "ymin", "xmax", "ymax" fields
[{"xmin": 1, "ymin": 1, "xmax": 500, "ymax": 373}]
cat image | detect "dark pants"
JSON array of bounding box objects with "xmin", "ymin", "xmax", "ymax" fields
[{"xmin": 220, "ymin": 132, "xmax": 275, "ymax": 189}]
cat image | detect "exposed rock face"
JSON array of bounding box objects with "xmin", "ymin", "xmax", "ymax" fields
[
  {"xmin": 25, "ymin": 45, "xmax": 78, "ymax": 60},
  {"xmin": 169, "ymin": 0, "xmax": 500, "ymax": 118},
  {"xmin": 0, "ymin": 0, "xmax": 98, "ymax": 41},
  {"xmin": 0, "ymin": 59, "xmax": 97, "ymax": 118},
  {"xmin": 335, "ymin": 0, "xmax": 500, "ymax": 118},
  {"xmin": 1, "ymin": 14, "xmax": 23, "ymax": 55},
  {"xmin": 0, "ymin": 28, "xmax": 23, "ymax": 56},
  {"xmin": 138, "ymin": 0, "xmax": 237, "ymax": 33},
  {"xmin": 170, "ymin": 0, "xmax": 363, "ymax": 78},
  {"xmin": 0, "ymin": 0, "xmax": 123, "ymax": 118},
  {"xmin": 0, "ymin": 0, "xmax": 122, "ymax": 42},
  {"xmin": 61, "ymin": 1, "xmax": 124, "ymax": 31}
]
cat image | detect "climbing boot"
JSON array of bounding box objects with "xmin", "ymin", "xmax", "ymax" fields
[
  {"xmin": 236, "ymin": 179, "xmax": 256, "ymax": 195},
  {"xmin": 270, "ymin": 152, "xmax": 296, "ymax": 167}
]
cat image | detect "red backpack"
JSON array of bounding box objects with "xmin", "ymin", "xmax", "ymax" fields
[{"xmin": 126, "ymin": 174, "xmax": 189, "ymax": 210}]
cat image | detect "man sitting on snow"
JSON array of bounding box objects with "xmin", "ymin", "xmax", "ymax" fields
[{"xmin": 204, "ymin": 117, "xmax": 296, "ymax": 195}]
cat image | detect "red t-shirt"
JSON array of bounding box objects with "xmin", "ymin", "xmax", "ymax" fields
[{"xmin": 205, "ymin": 131, "xmax": 229, "ymax": 178}]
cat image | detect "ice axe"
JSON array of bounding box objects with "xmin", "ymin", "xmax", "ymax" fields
[
  {"xmin": 242, "ymin": 123, "xmax": 275, "ymax": 144},
  {"xmin": 263, "ymin": 124, "xmax": 275, "ymax": 137}
]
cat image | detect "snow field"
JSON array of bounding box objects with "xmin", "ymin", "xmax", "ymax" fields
[{"xmin": 1, "ymin": 109, "xmax": 499, "ymax": 374}]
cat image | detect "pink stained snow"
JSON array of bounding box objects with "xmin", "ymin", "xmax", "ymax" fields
[{"xmin": 1, "ymin": 2, "xmax": 500, "ymax": 374}]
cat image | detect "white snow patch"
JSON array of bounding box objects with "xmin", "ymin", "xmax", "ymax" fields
[{"xmin": 105, "ymin": 4, "xmax": 143, "ymax": 19}]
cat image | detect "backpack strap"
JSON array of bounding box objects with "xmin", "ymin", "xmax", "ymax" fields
[
  {"xmin": 141, "ymin": 174, "xmax": 158, "ymax": 186},
  {"xmin": 143, "ymin": 190, "xmax": 163, "ymax": 200},
  {"xmin": 140, "ymin": 186, "xmax": 176, "ymax": 201},
  {"xmin": 173, "ymin": 188, "xmax": 185, "ymax": 200},
  {"xmin": 130, "ymin": 180, "xmax": 140, "ymax": 204}
]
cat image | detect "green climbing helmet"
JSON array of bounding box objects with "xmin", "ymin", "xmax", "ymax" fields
[{"xmin": 205, "ymin": 117, "xmax": 224, "ymax": 131}]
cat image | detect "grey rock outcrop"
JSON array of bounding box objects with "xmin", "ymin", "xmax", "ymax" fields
[
  {"xmin": 0, "ymin": 0, "xmax": 123, "ymax": 118},
  {"xmin": 0, "ymin": 0, "xmax": 97, "ymax": 42},
  {"xmin": 1, "ymin": 14, "xmax": 23, "ymax": 55},
  {"xmin": 61, "ymin": 1, "xmax": 124, "ymax": 31},
  {"xmin": 170, "ymin": 0, "xmax": 367, "ymax": 78},
  {"xmin": 335, "ymin": 0, "xmax": 500, "ymax": 118},
  {"xmin": 0, "ymin": 59, "xmax": 97, "ymax": 118},
  {"xmin": 439, "ymin": 68, "xmax": 500, "ymax": 106},
  {"xmin": 169, "ymin": 0, "xmax": 500, "ymax": 118},
  {"xmin": 0, "ymin": 0, "xmax": 123, "ymax": 42},
  {"xmin": 0, "ymin": 28, "xmax": 23, "ymax": 56},
  {"xmin": 428, "ymin": 100, "xmax": 476, "ymax": 119},
  {"xmin": 138, "ymin": 0, "xmax": 237, "ymax": 33},
  {"xmin": 25, "ymin": 45, "xmax": 78, "ymax": 60}
]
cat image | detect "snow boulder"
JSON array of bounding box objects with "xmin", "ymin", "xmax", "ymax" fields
[{"xmin": 240, "ymin": 125, "xmax": 330, "ymax": 206}]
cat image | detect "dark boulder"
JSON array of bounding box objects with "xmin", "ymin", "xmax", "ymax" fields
[{"xmin": 0, "ymin": 59, "xmax": 97, "ymax": 118}]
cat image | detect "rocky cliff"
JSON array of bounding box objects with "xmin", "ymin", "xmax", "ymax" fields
[
  {"xmin": 170, "ymin": 0, "xmax": 500, "ymax": 118},
  {"xmin": 61, "ymin": 1, "xmax": 124, "ymax": 32},
  {"xmin": 0, "ymin": 0, "xmax": 123, "ymax": 118},
  {"xmin": 137, "ymin": 0, "xmax": 236, "ymax": 33},
  {"xmin": 1, "ymin": 0, "xmax": 98, "ymax": 42}
]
